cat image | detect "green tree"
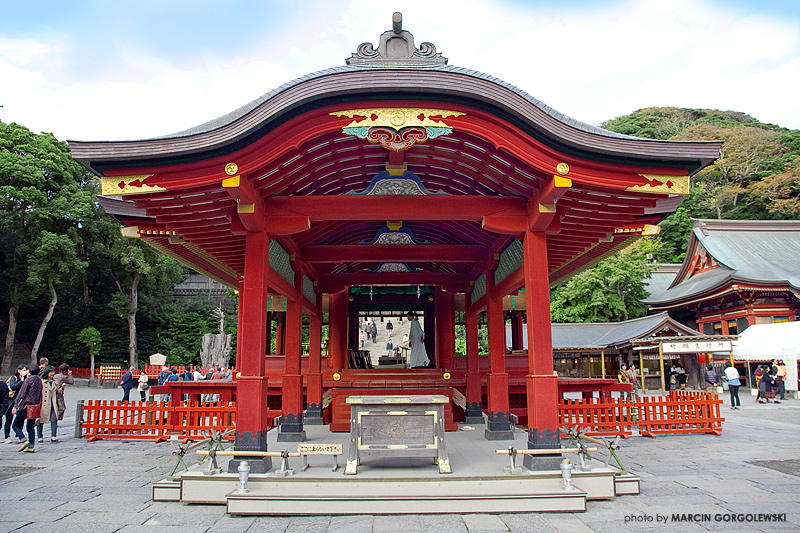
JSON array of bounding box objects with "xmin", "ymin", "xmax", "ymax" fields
[
  {"xmin": 0, "ymin": 122, "xmax": 91, "ymax": 373},
  {"xmin": 76, "ymin": 326, "xmax": 101, "ymax": 381},
  {"xmin": 550, "ymin": 239, "xmax": 662, "ymax": 323},
  {"xmin": 106, "ymin": 238, "xmax": 184, "ymax": 368}
]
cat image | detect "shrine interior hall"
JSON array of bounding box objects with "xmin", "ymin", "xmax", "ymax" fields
[{"xmin": 72, "ymin": 13, "xmax": 721, "ymax": 471}]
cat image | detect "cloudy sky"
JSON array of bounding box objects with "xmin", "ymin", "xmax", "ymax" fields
[{"xmin": 1, "ymin": 0, "xmax": 798, "ymax": 141}]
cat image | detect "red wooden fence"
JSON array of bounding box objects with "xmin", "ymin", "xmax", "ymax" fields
[
  {"xmin": 558, "ymin": 396, "xmax": 635, "ymax": 438},
  {"xmin": 637, "ymin": 391, "xmax": 724, "ymax": 437},
  {"xmin": 80, "ymin": 400, "xmax": 241, "ymax": 441},
  {"xmin": 80, "ymin": 392, "xmax": 723, "ymax": 442}
]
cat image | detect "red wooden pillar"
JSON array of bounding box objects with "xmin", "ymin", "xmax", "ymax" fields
[
  {"xmin": 511, "ymin": 312, "xmax": 524, "ymax": 351},
  {"xmin": 485, "ymin": 275, "xmax": 513, "ymax": 440},
  {"xmin": 522, "ymin": 229, "xmax": 560, "ymax": 469},
  {"xmin": 231, "ymin": 230, "xmax": 272, "ymax": 472},
  {"xmin": 464, "ymin": 307, "xmax": 484, "ymax": 424},
  {"xmin": 328, "ymin": 291, "xmax": 347, "ymax": 371},
  {"xmin": 438, "ymin": 288, "xmax": 455, "ymax": 371},
  {"xmin": 275, "ymin": 314, "xmax": 284, "ymax": 355},
  {"xmin": 306, "ymin": 295, "xmax": 324, "ymax": 425},
  {"xmin": 279, "ymin": 275, "xmax": 305, "ymax": 441},
  {"xmin": 235, "ymin": 279, "xmax": 245, "ymax": 371}
]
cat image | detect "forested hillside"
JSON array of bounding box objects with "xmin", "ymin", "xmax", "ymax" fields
[
  {"xmin": 602, "ymin": 107, "xmax": 800, "ymax": 262},
  {"xmin": 549, "ymin": 108, "xmax": 800, "ymax": 323}
]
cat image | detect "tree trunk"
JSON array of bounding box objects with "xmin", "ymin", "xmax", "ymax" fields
[
  {"xmin": 128, "ymin": 272, "xmax": 139, "ymax": 368},
  {"xmin": 30, "ymin": 280, "xmax": 58, "ymax": 363},
  {"xmin": 200, "ymin": 333, "xmax": 232, "ymax": 368},
  {"xmin": 2, "ymin": 284, "xmax": 20, "ymax": 376}
]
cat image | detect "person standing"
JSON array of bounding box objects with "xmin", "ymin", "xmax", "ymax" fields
[
  {"xmin": 12, "ymin": 364, "xmax": 42, "ymax": 452},
  {"xmin": 370, "ymin": 321, "xmax": 378, "ymax": 343},
  {"xmin": 627, "ymin": 365, "xmax": 640, "ymax": 390},
  {"xmin": 406, "ymin": 312, "xmax": 429, "ymax": 368},
  {"xmin": 53, "ymin": 364, "xmax": 74, "ymax": 432},
  {"xmin": 618, "ymin": 364, "xmax": 630, "ymax": 384},
  {"xmin": 674, "ymin": 362, "xmax": 687, "ymax": 390},
  {"xmin": 386, "ymin": 319, "xmax": 394, "ymax": 338},
  {"xmin": 0, "ymin": 378, "xmax": 9, "ymax": 443},
  {"xmin": 4, "ymin": 365, "xmax": 27, "ymax": 443},
  {"xmin": 704, "ymin": 364, "xmax": 718, "ymax": 393},
  {"xmin": 774, "ymin": 359, "xmax": 787, "ymax": 401},
  {"xmin": 723, "ymin": 362, "xmax": 741, "ymax": 409},
  {"xmin": 137, "ymin": 372, "xmax": 149, "ymax": 401},
  {"xmin": 120, "ymin": 367, "xmax": 135, "ymax": 403},
  {"xmin": 37, "ymin": 366, "xmax": 60, "ymax": 443}
]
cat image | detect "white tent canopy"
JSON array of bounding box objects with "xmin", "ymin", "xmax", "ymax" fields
[
  {"xmin": 732, "ymin": 322, "xmax": 799, "ymax": 392},
  {"xmin": 731, "ymin": 322, "xmax": 800, "ymax": 361}
]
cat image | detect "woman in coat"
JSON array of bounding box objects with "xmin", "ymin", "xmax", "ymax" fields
[
  {"xmin": 37, "ymin": 366, "xmax": 60, "ymax": 442},
  {"xmin": 54, "ymin": 363, "xmax": 74, "ymax": 422},
  {"xmin": 137, "ymin": 372, "xmax": 149, "ymax": 401},
  {"xmin": 12, "ymin": 363, "xmax": 42, "ymax": 452}
]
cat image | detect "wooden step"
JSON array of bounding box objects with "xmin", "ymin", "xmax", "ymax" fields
[{"xmin": 225, "ymin": 477, "xmax": 587, "ymax": 515}]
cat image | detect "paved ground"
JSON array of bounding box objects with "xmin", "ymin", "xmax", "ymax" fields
[{"xmin": 1, "ymin": 385, "xmax": 799, "ymax": 532}]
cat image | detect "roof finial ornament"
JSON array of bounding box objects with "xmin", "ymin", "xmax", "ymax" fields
[
  {"xmin": 392, "ymin": 12, "xmax": 402, "ymax": 34},
  {"xmin": 346, "ymin": 12, "xmax": 447, "ymax": 68}
]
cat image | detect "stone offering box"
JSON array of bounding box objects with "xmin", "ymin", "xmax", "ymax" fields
[{"xmin": 345, "ymin": 395, "xmax": 451, "ymax": 475}]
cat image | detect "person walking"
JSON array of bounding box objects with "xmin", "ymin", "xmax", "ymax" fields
[
  {"xmin": 12, "ymin": 364, "xmax": 42, "ymax": 453},
  {"xmin": 757, "ymin": 365, "xmax": 779, "ymax": 404},
  {"xmin": 120, "ymin": 367, "xmax": 135, "ymax": 402},
  {"xmin": 370, "ymin": 321, "xmax": 378, "ymax": 343},
  {"xmin": 723, "ymin": 362, "xmax": 741, "ymax": 409},
  {"xmin": 386, "ymin": 319, "xmax": 394, "ymax": 338},
  {"xmin": 4, "ymin": 365, "xmax": 27, "ymax": 443},
  {"xmin": 37, "ymin": 366, "xmax": 60, "ymax": 443}
]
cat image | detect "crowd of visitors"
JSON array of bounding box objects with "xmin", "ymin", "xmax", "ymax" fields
[{"xmin": 2, "ymin": 357, "xmax": 73, "ymax": 453}]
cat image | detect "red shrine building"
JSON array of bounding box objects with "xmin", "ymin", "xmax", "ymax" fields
[
  {"xmin": 71, "ymin": 14, "xmax": 720, "ymax": 472},
  {"xmin": 645, "ymin": 219, "xmax": 800, "ymax": 334}
]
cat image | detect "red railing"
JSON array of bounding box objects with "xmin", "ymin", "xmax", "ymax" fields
[
  {"xmin": 559, "ymin": 396, "xmax": 635, "ymax": 438},
  {"xmin": 637, "ymin": 391, "xmax": 723, "ymax": 437},
  {"xmin": 559, "ymin": 391, "xmax": 723, "ymax": 438},
  {"xmin": 79, "ymin": 400, "xmax": 240, "ymax": 441},
  {"xmin": 80, "ymin": 392, "xmax": 723, "ymax": 442}
]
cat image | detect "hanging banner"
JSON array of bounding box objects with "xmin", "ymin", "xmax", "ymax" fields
[{"xmin": 782, "ymin": 349, "xmax": 798, "ymax": 392}]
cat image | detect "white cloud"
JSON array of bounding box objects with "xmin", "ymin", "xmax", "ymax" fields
[{"xmin": 1, "ymin": 0, "xmax": 799, "ymax": 142}]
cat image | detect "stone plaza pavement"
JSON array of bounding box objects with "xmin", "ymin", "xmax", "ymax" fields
[{"xmin": 1, "ymin": 385, "xmax": 799, "ymax": 533}]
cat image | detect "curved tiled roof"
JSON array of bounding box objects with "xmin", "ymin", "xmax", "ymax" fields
[
  {"xmin": 550, "ymin": 312, "xmax": 700, "ymax": 350},
  {"xmin": 69, "ymin": 64, "xmax": 721, "ymax": 174},
  {"xmin": 645, "ymin": 219, "xmax": 800, "ymax": 305}
]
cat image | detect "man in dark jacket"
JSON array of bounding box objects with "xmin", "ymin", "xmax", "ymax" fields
[{"xmin": 120, "ymin": 367, "xmax": 135, "ymax": 402}]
